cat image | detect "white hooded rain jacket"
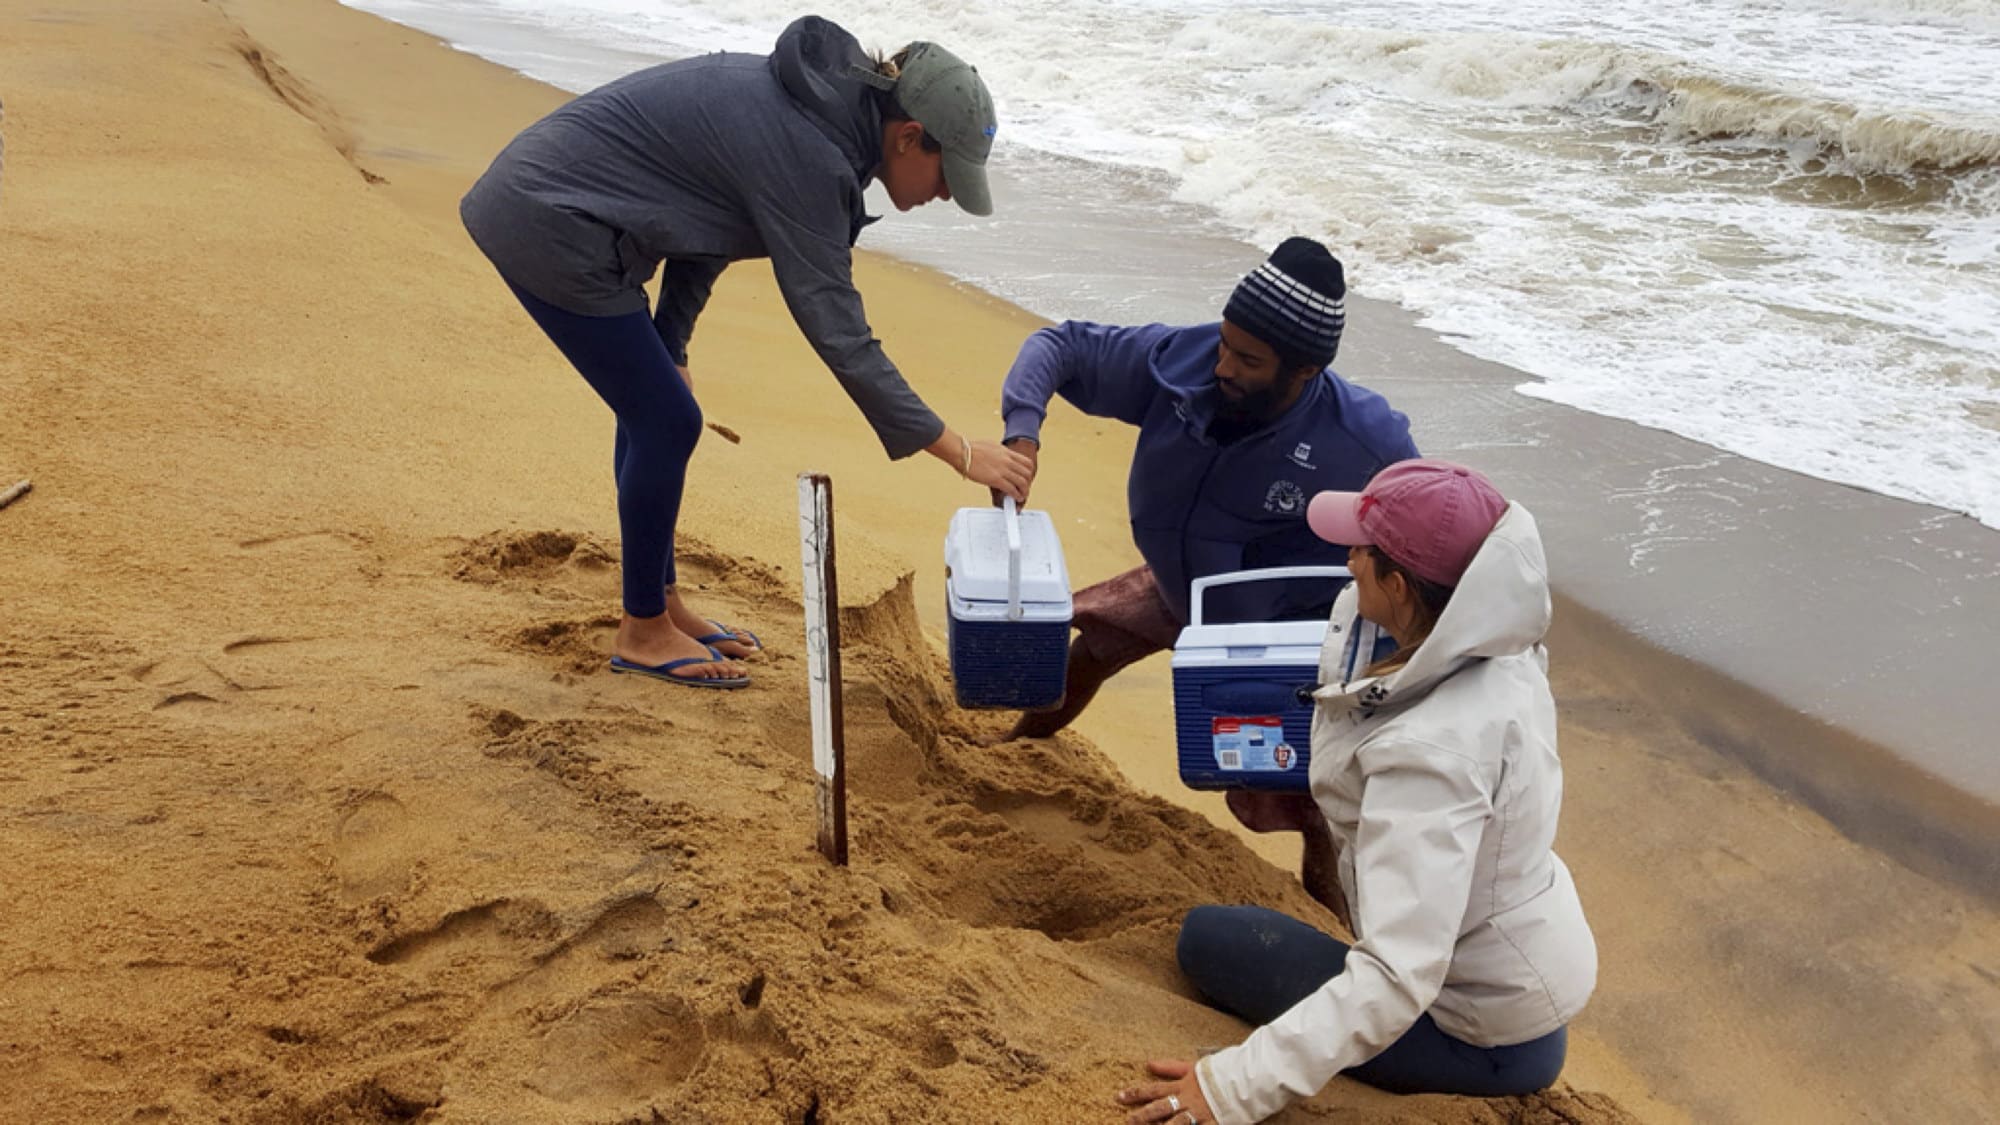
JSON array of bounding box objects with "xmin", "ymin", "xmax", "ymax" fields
[{"xmin": 1195, "ymin": 504, "xmax": 1597, "ymax": 1124}]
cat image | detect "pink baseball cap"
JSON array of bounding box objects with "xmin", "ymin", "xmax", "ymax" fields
[{"xmin": 1306, "ymin": 458, "xmax": 1508, "ymax": 587}]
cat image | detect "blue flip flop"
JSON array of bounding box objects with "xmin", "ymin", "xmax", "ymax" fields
[
  {"xmin": 609, "ymin": 645, "xmax": 749, "ymax": 689},
  {"xmin": 695, "ymin": 619, "xmax": 763, "ymax": 653}
]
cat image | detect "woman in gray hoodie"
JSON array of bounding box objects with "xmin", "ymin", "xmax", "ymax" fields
[{"xmin": 461, "ymin": 16, "xmax": 1031, "ymax": 688}]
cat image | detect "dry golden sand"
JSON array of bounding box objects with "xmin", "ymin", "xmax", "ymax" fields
[{"xmin": 2, "ymin": 1, "xmax": 1996, "ymax": 1122}]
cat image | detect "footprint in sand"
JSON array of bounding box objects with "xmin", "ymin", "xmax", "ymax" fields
[
  {"xmin": 214, "ymin": 634, "xmax": 343, "ymax": 689},
  {"xmin": 365, "ymin": 897, "xmax": 560, "ymax": 971},
  {"xmin": 132, "ymin": 635, "xmax": 334, "ymax": 712},
  {"xmin": 528, "ymin": 994, "xmax": 706, "ymax": 1105},
  {"xmin": 131, "ymin": 655, "xmax": 235, "ymax": 711},
  {"xmin": 333, "ymin": 792, "xmax": 424, "ymax": 900},
  {"xmin": 524, "ymin": 985, "xmax": 807, "ymax": 1109},
  {"xmin": 448, "ymin": 529, "xmax": 617, "ymax": 588},
  {"xmin": 236, "ymin": 528, "xmax": 380, "ymax": 579},
  {"xmin": 509, "ymin": 614, "xmax": 621, "ymax": 674},
  {"xmin": 495, "ymin": 893, "xmax": 674, "ymax": 1010}
]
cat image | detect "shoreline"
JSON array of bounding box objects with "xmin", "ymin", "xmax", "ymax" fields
[
  {"xmin": 5, "ymin": 1, "xmax": 1998, "ymax": 1122},
  {"xmin": 1545, "ymin": 590, "xmax": 2000, "ymax": 900}
]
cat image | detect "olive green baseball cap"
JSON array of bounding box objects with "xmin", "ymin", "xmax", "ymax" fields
[{"xmin": 894, "ymin": 42, "xmax": 997, "ymax": 216}]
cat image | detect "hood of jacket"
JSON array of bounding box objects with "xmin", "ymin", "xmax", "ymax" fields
[
  {"xmin": 1317, "ymin": 502, "xmax": 1551, "ymax": 714},
  {"xmin": 770, "ymin": 16, "xmax": 884, "ymax": 185}
]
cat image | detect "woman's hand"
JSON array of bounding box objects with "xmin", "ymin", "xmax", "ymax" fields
[
  {"xmin": 967, "ymin": 439, "xmax": 1033, "ymax": 502},
  {"xmin": 928, "ymin": 428, "xmax": 1033, "ymax": 502},
  {"xmin": 1116, "ymin": 1059, "xmax": 1216, "ymax": 1124},
  {"xmin": 989, "ymin": 437, "xmax": 1040, "ymax": 507}
]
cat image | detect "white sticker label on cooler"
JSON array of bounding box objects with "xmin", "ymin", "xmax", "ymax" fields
[{"xmin": 1210, "ymin": 716, "xmax": 1297, "ymax": 771}]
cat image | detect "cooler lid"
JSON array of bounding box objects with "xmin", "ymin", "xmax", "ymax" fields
[
  {"xmin": 1173, "ymin": 619, "xmax": 1329, "ymax": 654},
  {"xmin": 948, "ymin": 587, "xmax": 1074, "ymax": 623},
  {"xmin": 945, "ymin": 504, "xmax": 1073, "ymax": 607}
]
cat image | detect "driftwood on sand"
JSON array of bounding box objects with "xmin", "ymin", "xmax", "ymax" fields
[{"xmin": 0, "ymin": 479, "xmax": 32, "ymax": 511}]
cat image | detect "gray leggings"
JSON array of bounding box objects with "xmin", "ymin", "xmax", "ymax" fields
[{"xmin": 1178, "ymin": 905, "xmax": 1567, "ymax": 1097}]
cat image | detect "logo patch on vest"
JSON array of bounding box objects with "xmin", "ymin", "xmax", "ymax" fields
[
  {"xmin": 1264, "ymin": 480, "xmax": 1307, "ymax": 516},
  {"xmin": 1288, "ymin": 442, "xmax": 1316, "ymax": 469}
]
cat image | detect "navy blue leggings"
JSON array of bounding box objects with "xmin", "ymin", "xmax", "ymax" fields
[
  {"xmin": 1177, "ymin": 905, "xmax": 1567, "ymax": 1097},
  {"xmin": 504, "ymin": 279, "xmax": 700, "ymax": 619}
]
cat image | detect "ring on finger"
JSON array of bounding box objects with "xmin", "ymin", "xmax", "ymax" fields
[{"xmin": 1167, "ymin": 1095, "xmax": 1182, "ymax": 1113}]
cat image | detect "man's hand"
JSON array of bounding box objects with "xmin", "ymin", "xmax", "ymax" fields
[{"xmin": 991, "ymin": 437, "xmax": 1040, "ymax": 507}]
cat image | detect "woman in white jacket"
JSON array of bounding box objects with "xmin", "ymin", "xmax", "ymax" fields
[{"xmin": 1118, "ymin": 459, "xmax": 1596, "ymax": 1125}]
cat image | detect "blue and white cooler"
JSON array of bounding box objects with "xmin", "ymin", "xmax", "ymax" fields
[
  {"xmin": 944, "ymin": 498, "xmax": 1073, "ymax": 710},
  {"xmin": 1173, "ymin": 566, "xmax": 1349, "ymax": 792}
]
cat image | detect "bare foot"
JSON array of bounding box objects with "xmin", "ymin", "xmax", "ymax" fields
[
  {"xmin": 616, "ymin": 612, "xmax": 744, "ymax": 682},
  {"xmin": 663, "ymin": 588, "xmax": 759, "ymax": 660}
]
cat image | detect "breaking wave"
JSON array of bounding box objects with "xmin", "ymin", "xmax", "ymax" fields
[{"xmin": 1300, "ymin": 28, "xmax": 2000, "ymax": 177}]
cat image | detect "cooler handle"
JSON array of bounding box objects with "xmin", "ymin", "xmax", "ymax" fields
[
  {"xmin": 1188, "ymin": 566, "xmax": 1350, "ymax": 627},
  {"xmin": 1004, "ymin": 496, "xmax": 1023, "ymax": 621}
]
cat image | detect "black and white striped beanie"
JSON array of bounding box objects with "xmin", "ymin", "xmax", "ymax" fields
[{"xmin": 1222, "ymin": 237, "xmax": 1347, "ymax": 370}]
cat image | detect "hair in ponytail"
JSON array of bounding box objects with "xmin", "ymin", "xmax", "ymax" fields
[{"xmin": 867, "ymin": 47, "xmax": 943, "ymax": 152}]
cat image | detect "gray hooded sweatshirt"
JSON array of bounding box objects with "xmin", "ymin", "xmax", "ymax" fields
[{"xmin": 460, "ymin": 16, "xmax": 945, "ymax": 458}]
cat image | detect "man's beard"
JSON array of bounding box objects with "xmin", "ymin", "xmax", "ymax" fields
[{"xmin": 1216, "ymin": 372, "xmax": 1301, "ymax": 426}]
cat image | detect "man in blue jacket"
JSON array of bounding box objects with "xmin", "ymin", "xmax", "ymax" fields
[{"xmin": 999, "ymin": 237, "xmax": 1418, "ymax": 739}]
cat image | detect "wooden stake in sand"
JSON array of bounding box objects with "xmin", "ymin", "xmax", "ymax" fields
[
  {"xmin": 797, "ymin": 472, "xmax": 848, "ymax": 866},
  {"xmin": 0, "ymin": 479, "xmax": 31, "ymax": 512}
]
